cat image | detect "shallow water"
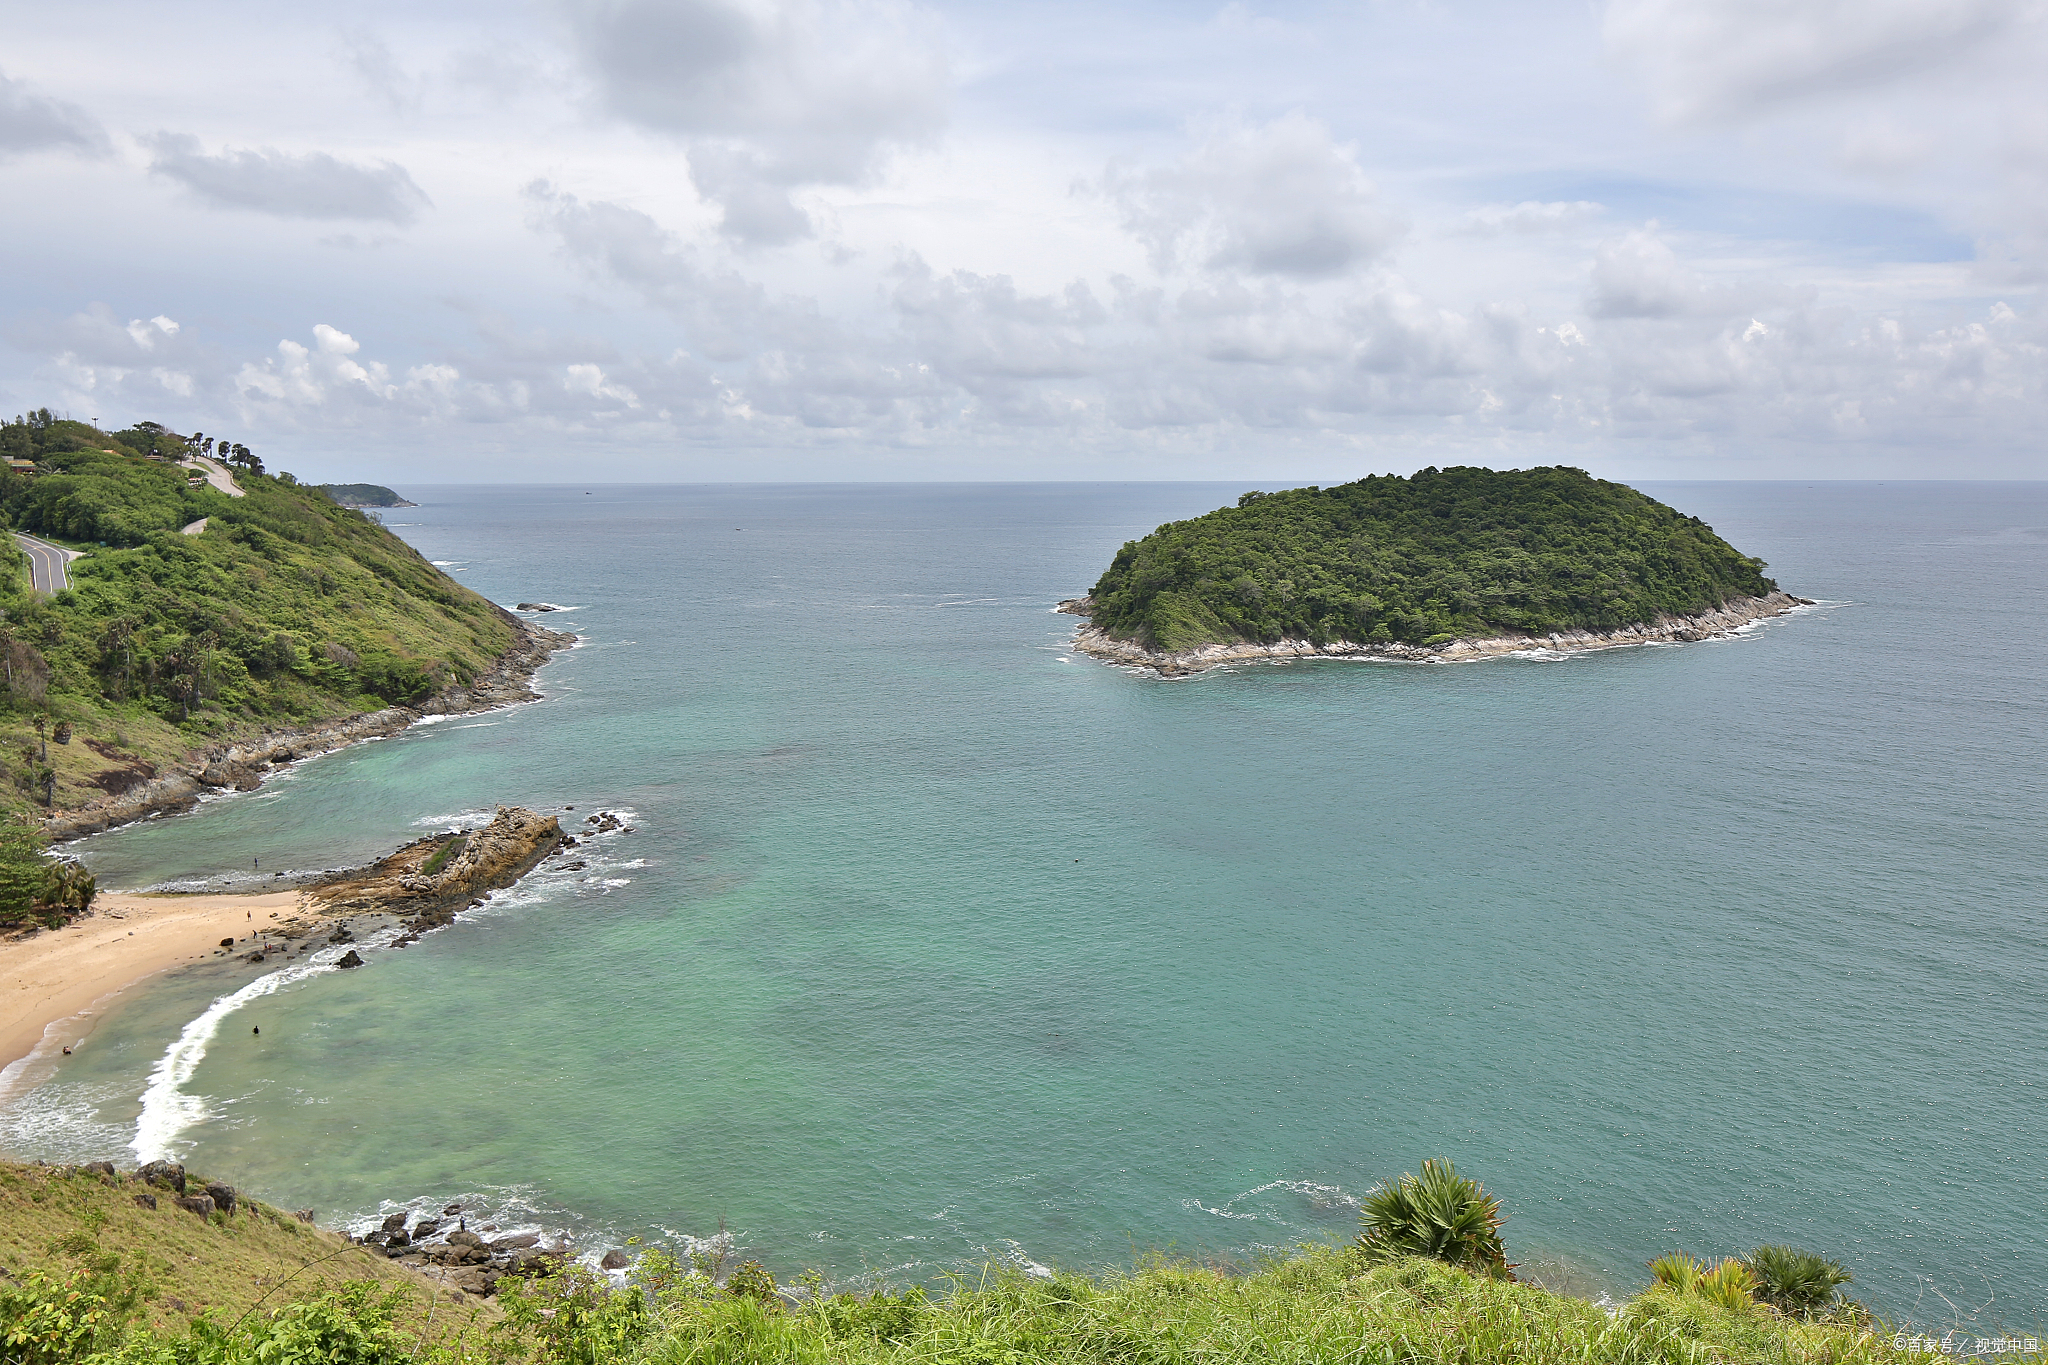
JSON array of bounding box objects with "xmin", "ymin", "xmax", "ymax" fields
[{"xmin": 6, "ymin": 481, "xmax": 2045, "ymax": 1326}]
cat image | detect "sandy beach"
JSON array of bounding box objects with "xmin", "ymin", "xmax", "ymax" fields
[{"xmin": 0, "ymin": 891, "xmax": 304, "ymax": 1079}]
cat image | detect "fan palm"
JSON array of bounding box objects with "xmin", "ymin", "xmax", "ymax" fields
[{"xmin": 1356, "ymin": 1159, "xmax": 1513, "ymax": 1279}]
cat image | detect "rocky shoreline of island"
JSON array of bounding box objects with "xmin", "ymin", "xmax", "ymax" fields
[
  {"xmin": 41, "ymin": 617, "xmax": 577, "ymax": 844},
  {"xmin": 1058, "ymin": 590, "xmax": 1814, "ymax": 676}
]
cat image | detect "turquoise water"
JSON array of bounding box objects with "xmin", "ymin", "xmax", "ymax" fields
[{"xmin": 4, "ymin": 482, "xmax": 2044, "ymax": 1326}]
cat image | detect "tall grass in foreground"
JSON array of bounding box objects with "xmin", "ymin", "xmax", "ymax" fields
[
  {"xmin": 12, "ymin": 1242, "xmax": 2030, "ymax": 1365},
  {"xmin": 505, "ymin": 1247, "xmax": 1961, "ymax": 1365}
]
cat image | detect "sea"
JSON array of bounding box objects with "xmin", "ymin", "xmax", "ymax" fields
[{"xmin": 1, "ymin": 481, "xmax": 2043, "ymax": 1329}]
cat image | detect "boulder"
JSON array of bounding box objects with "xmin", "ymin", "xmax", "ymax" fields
[
  {"xmin": 381, "ymin": 1211, "xmax": 410, "ymax": 1232},
  {"xmin": 84, "ymin": 1160, "xmax": 115, "ymax": 1178},
  {"xmin": 175, "ymin": 1194, "xmax": 216, "ymax": 1217},
  {"xmin": 413, "ymin": 1218, "xmax": 442, "ymax": 1239},
  {"xmin": 489, "ymin": 1233, "xmax": 540, "ymax": 1251},
  {"xmin": 443, "ymin": 1202, "xmax": 464, "ymax": 1215},
  {"xmin": 133, "ymin": 1193, "xmax": 158, "ymax": 1210},
  {"xmin": 448, "ymin": 1230, "xmax": 485, "ymax": 1248},
  {"xmin": 294, "ymin": 1209, "xmax": 315, "ymax": 1223},
  {"xmin": 204, "ymin": 1181, "xmax": 237, "ymax": 1213},
  {"xmin": 220, "ymin": 938, "xmax": 235, "ymax": 948},
  {"xmin": 335, "ymin": 949, "xmax": 365, "ymax": 968},
  {"xmin": 387, "ymin": 1230, "xmax": 411, "ymax": 1248},
  {"xmin": 600, "ymin": 1249, "xmax": 631, "ymax": 1270},
  {"xmin": 138, "ymin": 1160, "xmax": 186, "ymax": 1193}
]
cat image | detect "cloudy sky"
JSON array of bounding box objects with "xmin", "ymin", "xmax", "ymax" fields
[{"xmin": 2, "ymin": 0, "xmax": 2042, "ymax": 483}]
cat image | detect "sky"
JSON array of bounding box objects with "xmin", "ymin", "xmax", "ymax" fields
[{"xmin": 1, "ymin": 0, "xmax": 2043, "ymax": 484}]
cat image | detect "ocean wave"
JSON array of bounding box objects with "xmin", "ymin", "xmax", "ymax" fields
[
  {"xmin": 130, "ymin": 930, "xmax": 404, "ymax": 1162},
  {"xmin": 412, "ymin": 809, "xmax": 498, "ymax": 828},
  {"xmin": 1183, "ymin": 1178, "xmax": 1363, "ymax": 1225}
]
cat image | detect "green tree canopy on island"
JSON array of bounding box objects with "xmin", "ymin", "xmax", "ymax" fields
[{"xmin": 1086, "ymin": 466, "xmax": 1778, "ymax": 652}]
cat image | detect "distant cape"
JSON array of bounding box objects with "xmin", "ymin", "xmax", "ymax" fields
[{"xmin": 319, "ymin": 483, "xmax": 417, "ymax": 508}]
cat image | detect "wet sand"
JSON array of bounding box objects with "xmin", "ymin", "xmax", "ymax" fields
[{"xmin": 0, "ymin": 891, "xmax": 303, "ymax": 1077}]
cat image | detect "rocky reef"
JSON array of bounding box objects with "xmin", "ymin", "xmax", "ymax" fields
[
  {"xmin": 310, "ymin": 806, "xmax": 565, "ymax": 932},
  {"xmin": 352, "ymin": 1201, "xmax": 572, "ymax": 1298}
]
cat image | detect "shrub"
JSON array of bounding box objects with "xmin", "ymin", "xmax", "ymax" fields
[
  {"xmin": 1356, "ymin": 1158, "xmax": 1513, "ymax": 1279},
  {"xmin": 1743, "ymin": 1244, "xmax": 1852, "ymax": 1315},
  {"xmin": 494, "ymin": 1264, "xmax": 649, "ymax": 1365},
  {"xmin": 0, "ymin": 1268, "xmax": 128, "ymax": 1365},
  {"xmin": 1694, "ymin": 1258, "xmax": 1759, "ymax": 1312},
  {"xmin": 1648, "ymin": 1252, "xmax": 1703, "ymax": 1292}
]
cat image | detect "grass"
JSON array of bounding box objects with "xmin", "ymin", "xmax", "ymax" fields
[
  {"xmin": 421, "ymin": 836, "xmax": 467, "ymax": 877},
  {"xmin": 565, "ymin": 1247, "xmax": 1964, "ymax": 1365},
  {"xmin": 5, "ymin": 1158, "xmax": 2038, "ymax": 1365},
  {"xmin": 0, "ymin": 1160, "xmax": 488, "ymax": 1341}
]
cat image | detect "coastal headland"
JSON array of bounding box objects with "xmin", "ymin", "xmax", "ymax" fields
[
  {"xmin": 1059, "ymin": 589, "xmax": 1813, "ymax": 675},
  {"xmin": 40, "ymin": 617, "xmax": 574, "ymax": 843}
]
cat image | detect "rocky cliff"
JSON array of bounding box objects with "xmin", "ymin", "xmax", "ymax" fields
[{"xmin": 44, "ymin": 620, "xmax": 573, "ymax": 842}]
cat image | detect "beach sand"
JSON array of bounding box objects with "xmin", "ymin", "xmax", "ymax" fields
[{"xmin": 0, "ymin": 891, "xmax": 305, "ymax": 1077}]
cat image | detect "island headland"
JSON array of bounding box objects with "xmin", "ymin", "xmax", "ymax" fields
[{"xmin": 1063, "ymin": 466, "xmax": 1811, "ymax": 675}]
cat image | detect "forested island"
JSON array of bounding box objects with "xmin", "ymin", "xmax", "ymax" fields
[
  {"xmin": 319, "ymin": 483, "xmax": 417, "ymax": 508},
  {"xmin": 1066, "ymin": 466, "xmax": 1804, "ymax": 671},
  {"xmin": 0, "ymin": 408, "xmax": 565, "ymax": 923}
]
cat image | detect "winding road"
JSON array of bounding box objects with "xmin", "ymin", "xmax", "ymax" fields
[
  {"xmin": 13, "ymin": 532, "xmax": 82, "ymax": 595},
  {"xmin": 179, "ymin": 455, "xmax": 245, "ymax": 497}
]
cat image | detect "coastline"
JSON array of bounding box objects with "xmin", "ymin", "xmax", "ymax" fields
[
  {"xmin": 1059, "ymin": 590, "xmax": 1812, "ymax": 675},
  {"xmin": 42, "ymin": 615, "xmax": 576, "ymax": 843},
  {"xmin": 0, "ymin": 889, "xmax": 306, "ymax": 1087},
  {"xmin": 3, "ymin": 803, "xmax": 574, "ymax": 1086}
]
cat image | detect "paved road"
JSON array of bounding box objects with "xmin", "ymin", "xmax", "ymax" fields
[
  {"xmin": 180, "ymin": 455, "xmax": 245, "ymax": 497},
  {"xmin": 13, "ymin": 532, "xmax": 82, "ymax": 595}
]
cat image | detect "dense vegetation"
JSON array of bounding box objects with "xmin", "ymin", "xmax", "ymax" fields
[
  {"xmin": 2, "ymin": 1155, "xmax": 1971, "ymax": 1365},
  {"xmin": 0, "ymin": 410, "xmax": 516, "ymax": 883},
  {"xmin": 319, "ymin": 484, "xmax": 414, "ymax": 508},
  {"xmin": 1086, "ymin": 466, "xmax": 1779, "ymax": 652}
]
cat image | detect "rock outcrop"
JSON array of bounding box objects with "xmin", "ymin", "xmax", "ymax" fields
[
  {"xmin": 1062, "ymin": 590, "xmax": 1813, "ymax": 676},
  {"xmin": 355, "ymin": 1205, "xmax": 571, "ymax": 1296},
  {"xmin": 310, "ymin": 807, "xmax": 564, "ymax": 930}
]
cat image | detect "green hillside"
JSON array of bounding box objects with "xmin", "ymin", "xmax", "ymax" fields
[
  {"xmin": 1086, "ymin": 466, "xmax": 1778, "ymax": 653},
  {"xmin": 0, "ymin": 410, "xmax": 515, "ymax": 850},
  {"xmin": 0, "ymin": 1154, "xmax": 1952, "ymax": 1365},
  {"xmin": 0, "ymin": 1160, "xmax": 483, "ymax": 1345}
]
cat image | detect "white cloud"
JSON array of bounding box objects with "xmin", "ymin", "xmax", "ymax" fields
[
  {"xmin": 1588, "ymin": 228, "xmax": 1710, "ymax": 318},
  {"xmin": 565, "ymin": 362, "xmax": 641, "ymax": 407},
  {"xmin": 0, "ymin": 70, "xmax": 109, "ymax": 160},
  {"xmin": 565, "ymin": 0, "xmax": 950, "ymax": 245},
  {"xmin": 143, "ymin": 133, "xmax": 432, "ymax": 224},
  {"xmin": 1103, "ymin": 114, "xmax": 1403, "ymax": 279},
  {"xmin": 1602, "ymin": 0, "xmax": 2024, "ymax": 123},
  {"xmin": 1454, "ymin": 201, "xmax": 1606, "ymax": 236}
]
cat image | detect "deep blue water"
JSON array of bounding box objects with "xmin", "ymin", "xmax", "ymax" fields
[{"xmin": 4, "ymin": 481, "xmax": 2044, "ymax": 1329}]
